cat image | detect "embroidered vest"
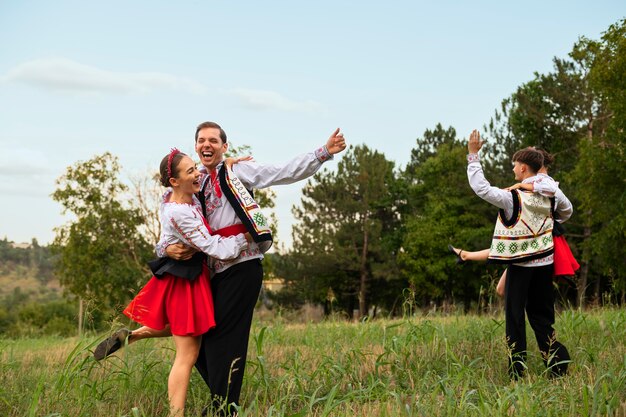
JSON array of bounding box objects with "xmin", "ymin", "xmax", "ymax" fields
[
  {"xmin": 217, "ymin": 164, "xmax": 273, "ymax": 253},
  {"xmin": 487, "ymin": 190, "xmax": 555, "ymax": 264}
]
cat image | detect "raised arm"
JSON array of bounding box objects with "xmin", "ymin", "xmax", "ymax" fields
[
  {"xmin": 467, "ymin": 130, "xmax": 513, "ymax": 212},
  {"xmin": 232, "ymin": 128, "xmax": 346, "ymax": 189}
]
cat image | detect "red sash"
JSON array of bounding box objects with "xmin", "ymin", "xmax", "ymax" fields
[{"xmin": 213, "ymin": 224, "xmax": 247, "ymax": 237}]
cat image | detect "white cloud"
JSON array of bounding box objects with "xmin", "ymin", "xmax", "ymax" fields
[
  {"xmin": 1, "ymin": 58, "xmax": 208, "ymax": 95},
  {"xmin": 230, "ymin": 88, "xmax": 325, "ymax": 113},
  {"xmin": 0, "ymin": 145, "xmax": 58, "ymax": 197},
  {"xmin": 0, "ymin": 146, "xmax": 54, "ymax": 175}
]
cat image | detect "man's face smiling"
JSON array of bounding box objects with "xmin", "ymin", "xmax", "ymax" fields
[{"xmin": 195, "ymin": 127, "xmax": 228, "ymax": 170}]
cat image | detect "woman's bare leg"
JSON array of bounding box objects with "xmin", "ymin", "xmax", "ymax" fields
[
  {"xmin": 129, "ymin": 325, "xmax": 172, "ymax": 344},
  {"xmin": 496, "ymin": 269, "xmax": 507, "ymax": 298},
  {"xmin": 94, "ymin": 325, "xmax": 171, "ymax": 360},
  {"xmin": 449, "ymin": 247, "xmax": 490, "ymax": 262},
  {"xmin": 168, "ymin": 335, "xmax": 201, "ymax": 416}
]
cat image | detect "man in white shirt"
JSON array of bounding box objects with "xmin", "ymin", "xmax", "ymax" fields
[
  {"xmin": 466, "ymin": 129, "xmax": 572, "ymax": 379},
  {"xmin": 163, "ymin": 121, "xmax": 346, "ymax": 415}
]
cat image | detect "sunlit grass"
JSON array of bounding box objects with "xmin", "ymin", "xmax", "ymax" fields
[{"xmin": 1, "ymin": 308, "xmax": 624, "ymax": 416}]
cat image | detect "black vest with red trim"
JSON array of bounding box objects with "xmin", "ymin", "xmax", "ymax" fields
[{"xmin": 197, "ymin": 164, "xmax": 273, "ymax": 253}]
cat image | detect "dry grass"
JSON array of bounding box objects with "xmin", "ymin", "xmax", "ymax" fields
[{"xmin": 0, "ymin": 308, "xmax": 625, "ymax": 416}]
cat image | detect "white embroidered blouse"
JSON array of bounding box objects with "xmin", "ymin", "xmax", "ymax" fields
[
  {"xmin": 158, "ymin": 190, "xmax": 249, "ymax": 261},
  {"xmin": 157, "ymin": 146, "xmax": 333, "ymax": 272}
]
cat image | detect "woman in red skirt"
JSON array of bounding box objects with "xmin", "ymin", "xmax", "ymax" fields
[{"xmin": 94, "ymin": 149, "xmax": 250, "ymax": 416}]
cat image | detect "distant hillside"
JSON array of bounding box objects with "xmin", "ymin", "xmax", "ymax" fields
[
  {"xmin": 0, "ymin": 238, "xmax": 62, "ymax": 303},
  {"xmin": 0, "ymin": 262, "xmax": 62, "ymax": 301}
]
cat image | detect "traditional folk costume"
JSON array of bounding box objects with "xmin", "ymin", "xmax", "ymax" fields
[
  {"xmin": 467, "ymin": 153, "xmax": 573, "ymax": 377},
  {"xmin": 524, "ymin": 173, "xmax": 580, "ymax": 278},
  {"xmin": 156, "ymin": 146, "xmax": 334, "ymax": 413},
  {"xmin": 124, "ymin": 191, "xmax": 248, "ymax": 337}
]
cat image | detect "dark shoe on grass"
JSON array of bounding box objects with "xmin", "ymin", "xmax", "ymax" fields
[
  {"xmin": 448, "ymin": 244, "xmax": 465, "ymax": 264},
  {"xmin": 94, "ymin": 328, "xmax": 131, "ymax": 360}
]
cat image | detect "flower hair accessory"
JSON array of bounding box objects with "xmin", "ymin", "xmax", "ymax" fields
[{"xmin": 167, "ymin": 148, "xmax": 181, "ymax": 180}]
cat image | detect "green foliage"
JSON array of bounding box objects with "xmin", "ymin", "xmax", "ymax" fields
[
  {"xmin": 51, "ymin": 152, "xmax": 152, "ymax": 310},
  {"xmin": 286, "ymin": 145, "xmax": 405, "ymax": 318},
  {"xmin": 400, "ymin": 130, "xmax": 496, "ymax": 309},
  {"xmin": 0, "ymin": 238, "xmax": 55, "ymax": 283},
  {"xmin": 0, "ymin": 295, "xmax": 107, "ymax": 338},
  {"xmin": 570, "ymin": 20, "xmax": 626, "ymax": 292},
  {"xmin": 16, "ymin": 300, "xmax": 77, "ymax": 337},
  {"xmin": 484, "ymin": 19, "xmax": 626, "ymax": 304}
]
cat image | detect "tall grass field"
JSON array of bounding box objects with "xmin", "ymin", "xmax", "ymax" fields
[{"xmin": 1, "ymin": 308, "xmax": 624, "ymax": 416}]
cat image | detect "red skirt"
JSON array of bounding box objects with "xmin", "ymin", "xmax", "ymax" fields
[
  {"xmin": 123, "ymin": 263, "xmax": 216, "ymax": 336},
  {"xmin": 553, "ymin": 235, "xmax": 580, "ymax": 277}
]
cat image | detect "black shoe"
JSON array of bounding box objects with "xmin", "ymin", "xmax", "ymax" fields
[
  {"xmin": 448, "ymin": 244, "xmax": 465, "ymax": 264},
  {"xmin": 94, "ymin": 328, "xmax": 131, "ymax": 360},
  {"xmin": 546, "ymin": 342, "xmax": 570, "ymax": 378},
  {"xmin": 555, "ymin": 275, "xmax": 576, "ymax": 288}
]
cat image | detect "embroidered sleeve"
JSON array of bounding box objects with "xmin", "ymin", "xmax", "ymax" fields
[
  {"xmin": 167, "ymin": 205, "xmax": 248, "ymax": 260},
  {"xmin": 232, "ymin": 150, "xmax": 327, "ymax": 189},
  {"xmin": 467, "ymin": 160, "xmax": 514, "ymax": 213},
  {"xmin": 554, "ymin": 188, "xmax": 573, "ymax": 223},
  {"xmin": 531, "ymin": 176, "xmax": 557, "ymax": 197},
  {"xmin": 314, "ymin": 145, "xmax": 333, "ymax": 163},
  {"xmin": 467, "ymin": 153, "xmax": 480, "ymax": 163},
  {"xmin": 154, "ymin": 239, "xmax": 169, "ymax": 258}
]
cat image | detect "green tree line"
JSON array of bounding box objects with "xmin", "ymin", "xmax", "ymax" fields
[
  {"xmin": 5, "ymin": 19, "xmax": 622, "ymax": 329},
  {"xmin": 272, "ymin": 20, "xmax": 626, "ymax": 317}
]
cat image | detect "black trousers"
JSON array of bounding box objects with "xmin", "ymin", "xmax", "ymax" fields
[
  {"xmin": 505, "ymin": 263, "xmax": 570, "ymax": 378},
  {"xmin": 195, "ymin": 259, "xmax": 263, "ymax": 415}
]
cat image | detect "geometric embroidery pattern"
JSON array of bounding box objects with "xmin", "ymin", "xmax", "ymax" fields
[
  {"xmin": 253, "ymin": 212, "xmax": 267, "ymax": 227},
  {"xmin": 496, "ymin": 242, "xmax": 506, "ymax": 254},
  {"xmin": 487, "ymin": 190, "xmax": 554, "ymax": 262}
]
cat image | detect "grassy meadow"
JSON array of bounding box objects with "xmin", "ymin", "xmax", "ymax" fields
[{"xmin": 1, "ymin": 307, "xmax": 624, "ymax": 417}]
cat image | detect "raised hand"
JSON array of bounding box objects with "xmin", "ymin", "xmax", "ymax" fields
[
  {"xmin": 468, "ymin": 129, "xmax": 485, "ymax": 154},
  {"xmin": 224, "ymin": 155, "xmax": 253, "ymax": 169},
  {"xmin": 326, "ymin": 128, "xmax": 347, "ymax": 155}
]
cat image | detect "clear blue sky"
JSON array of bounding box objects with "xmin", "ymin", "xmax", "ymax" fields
[{"xmin": 0, "ymin": 1, "xmax": 622, "ymax": 249}]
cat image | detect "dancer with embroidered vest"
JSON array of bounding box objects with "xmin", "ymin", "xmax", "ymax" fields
[
  {"xmin": 94, "ymin": 150, "xmax": 252, "ymax": 417},
  {"xmin": 450, "ymin": 148, "xmax": 579, "ymax": 297},
  {"xmin": 160, "ymin": 121, "xmax": 346, "ymax": 415},
  {"xmin": 466, "ymin": 130, "xmax": 573, "ymax": 379}
]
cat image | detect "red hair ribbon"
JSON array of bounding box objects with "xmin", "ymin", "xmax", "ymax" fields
[{"xmin": 167, "ymin": 148, "xmax": 181, "ymax": 180}]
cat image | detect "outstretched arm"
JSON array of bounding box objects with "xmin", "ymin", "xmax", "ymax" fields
[{"xmin": 232, "ymin": 128, "xmax": 347, "ymax": 189}]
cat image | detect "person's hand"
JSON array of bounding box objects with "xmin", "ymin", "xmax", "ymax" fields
[
  {"xmin": 468, "ymin": 129, "xmax": 485, "ymax": 154},
  {"xmin": 504, "ymin": 183, "xmax": 523, "ymax": 191},
  {"xmin": 165, "ymin": 243, "xmax": 197, "ymax": 260},
  {"xmin": 505, "ymin": 183, "xmax": 532, "ymax": 191},
  {"xmin": 243, "ymin": 232, "xmax": 254, "ymax": 244},
  {"xmin": 224, "ymin": 155, "xmax": 253, "ymax": 169},
  {"xmin": 326, "ymin": 128, "xmax": 347, "ymax": 155}
]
